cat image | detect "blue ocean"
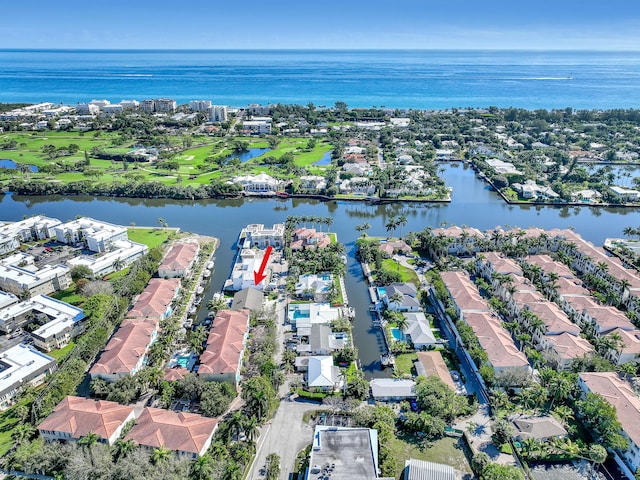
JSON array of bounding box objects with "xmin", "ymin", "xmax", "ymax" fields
[{"xmin": 1, "ymin": 49, "xmax": 640, "ymax": 110}]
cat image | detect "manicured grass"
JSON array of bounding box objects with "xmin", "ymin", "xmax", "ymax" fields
[
  {"xmin": 49, "ymin": 342, "xmax": 75, "ymax": 362},
  {"xmin": 0, "ymin": 399, "xmax": 31, "ymax": 457},
  {"xmin": 381, "ymin": 258, "xmax": 420, "ymax": 286},
  {"xmin": 394, "ymin": 352, "xmax": 418, "ymax": 376},
  {"xmin": 328, "ymin": 233, "xmax": 337, "ymax": 243},
  {"xmin": 388, "ymin": 434, "xmax": 472, "ymax": 479},
  {"xmin": 127, "ymin": 227, "xmax": 171, "ymax": 249},
  {"xmin": 50, "ymin": 288, "xmax": 85, "ymax": 306}
]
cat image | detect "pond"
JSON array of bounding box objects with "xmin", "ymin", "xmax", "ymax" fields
[
  {"xmin": 314, "ymin": 151, "xmax": 333, "ymax": 166},
  {"xmin": 0, "ymin": 159, "xmax": 38, "ymax": 172},
  {"xmin": 226, "ymin": 148, "xmax": 271, "ymax": 163}
]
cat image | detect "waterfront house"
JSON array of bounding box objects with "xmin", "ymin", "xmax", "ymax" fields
[
  {"xmin": 232, "ymin": 173, "xmax": 279, "ymax": 193},
  {"xmin": 402, "ymin": 312, "xmax": 437, "ymax": 349},
  {"xmin": 127, "ymin": 278, "xmax": 181, "ymax": 323},
  {"xmin": 290, "ymin": 228, "xmax": 331, "ymax": 251},
  {"xmin": 198, "ymin": 309, "xmax": 250, "ymax": 386},
  {"xmin": 89, "ymin": 319, "xmax": 158, "ymax": 382},
  {"xmin": 294, "ymin": 273, "xmax": 333, "ymax": 301},
  {"xmin": 295, "ymin": 324, "xmax": 346, "ymax": 356},
  {"xmin": 158, "ymin": 241, "xmax": 200, "ymax": 278},
  {"xmin": 231, "ymin": 287, "xmax": 264, "ymax": 313}
]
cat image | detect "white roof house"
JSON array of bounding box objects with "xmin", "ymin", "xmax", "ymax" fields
[
  {"xmin": 307, "ymin": 356, "xmax": 341, "ymax": 390},
  {"xmin": 0, "ymin": 216, "xmax": 61, "ymax": 254},
  {"xmin": 233, "ymin": 173, "xmax": 279, "ymax": 193},
  {"xmin": 404, "ymin": 312, "xmax": 437, "ymax": 349},
  {"xmin": 288, "ymin": 303, "xmax": 342, "ymax": 328},
  {"xmin": 370, "ymin": 378, "xmax": 416, "ymax": 401},
  {"xmin": 0, "ymin": 294, "xmax": 84, "ymax": 334},
  {"xmin": 294, "ymin": 274, "xmax": 333, "ymax": 299},
  {"xmin": 0, "ymin": 254, "xmax": 71, "ymax": 298}
]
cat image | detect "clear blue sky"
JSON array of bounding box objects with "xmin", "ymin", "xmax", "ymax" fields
[{"xmin": 2, "ymin": 0, "xmax": 639, "ymax": 50}]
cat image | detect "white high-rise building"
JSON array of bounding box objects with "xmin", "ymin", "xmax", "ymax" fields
[
  {"xmin": 209, "ymin": 105, "xmax": 228, "ymax": 122},
  {"xmin": 189, "ymin": 100, "xmax": 212, "ymax": 112}
]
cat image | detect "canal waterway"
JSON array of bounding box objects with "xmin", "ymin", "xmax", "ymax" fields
[{"xmin": 1, "ymin": 163, "xmax": 639, "ymax": 377}]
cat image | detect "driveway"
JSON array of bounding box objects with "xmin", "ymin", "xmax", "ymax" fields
[{"xmin": 247, "ymin": 384, "xmax": 328, "ymax": 480}]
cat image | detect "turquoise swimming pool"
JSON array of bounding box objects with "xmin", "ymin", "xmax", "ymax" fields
[
  {"xmin": 391, "ymin": 328, "xmax": 405, "ymax": 341},
  {"xmin": 289, "ymin": 304, "xmax": 311, "ymax": 319}
]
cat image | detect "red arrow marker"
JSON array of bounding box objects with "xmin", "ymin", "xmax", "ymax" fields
[{"xmin": 253, "ymin": 245, "xmax": 273, "ymax": 286}]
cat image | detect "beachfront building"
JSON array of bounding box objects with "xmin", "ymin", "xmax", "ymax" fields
[
  {"xmin": 240, "ymin": 223, "xmax": 285, "ymax": 249},
  {"xmin": 232, "ymin": 173, "xmax": 280, "ymax": 193},
  {"xmin": 578, "ymin": 372, "xmax": 640, "ymax": 478},
  {"xmin": 157, "ymin": 241, "xmax": 200, "ymax": 278},
  {"xmin": 0, "ymin": 344, "xmax": 56, "ymax": 409},
  {"xmin": 189, "ymin": 100, "xmax": 212, "ymax": 111},
  {"xmin": 0, "ymin": 253, "xmax": 71, "ymax": 297},
  {"xmin": 125, "ymin": 407, "xmax": 218, "ymax": 458},
  {"xmin": 198, "ymin": 309, "xmax": 250, "ymax": 386},
  {"xmin": 209, "ymin": 105, "xmax": 228, "ymax": 122},
  {"xmin": 38, "ymin": 396, "xmax": 136, "ymax": 445},
  {"xmin": 89, "ymin": 319, "xmax": 159, "ymax": 382}
]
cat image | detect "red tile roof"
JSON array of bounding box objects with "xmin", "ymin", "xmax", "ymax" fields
[
  {"xmin": 415, "ymin": 351, "xmax": 456, "ymax": 391},
  {"xmin": 128, "ymin": 278, "xmax": 180, "ymax": 320},
  {"xmin": 90, "ymin": 319, "xmax": 157, "ymax": 376},
  {"xmin": 159, "ymin": 241, "xmax": 199, "ymax": 273},
  {"xmin": 163, "ymin": 367, "xmax": 190, "ymax": 382},
  {"xmin": 38, "ymin": 396, "xmax": 134, "ymax": 443},
  {"xmin": 198, "ymin": 309, "xmax": 250, "ymax": 376},
  {"xmin": 547, "ymin": 332, "xmax": 594, "ymax": 361},
  {"xmin": 125, "ymin": 407, "xmax": 218, "ymax": 456},
  {"xmin": 579, "ymin": 372, "xmax": 640, "ymax": 447},
  {"xmin": 464, "ymin": 311, "xmax": 529, "ymax": 369}
]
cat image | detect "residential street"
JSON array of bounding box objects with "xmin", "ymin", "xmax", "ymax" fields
[{"xmin": 246, "ymin": 381, "xmax": 328, "ymax": 480}]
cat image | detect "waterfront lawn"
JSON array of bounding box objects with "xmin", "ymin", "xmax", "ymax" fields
[
  {"xmin": 388, "ymin": 434, "xmax": 472, "ymax": 479},
  {"xmin": 381, "ymin": 258, "xmax": 420, "ymax": 286},
  {"xmin": 394, "ymin": 352, "xmax": 418, "ymax": 376},
  {"xmin": 127, "ymin": 227, "xmax": 171, "ymax": 249}
]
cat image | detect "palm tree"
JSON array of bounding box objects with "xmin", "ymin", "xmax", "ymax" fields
[
  {"xmin": 388, "ymin": 292, "xmax": 404, "ymax": 309},
  {"xmin": 384, "ymin": 216, "xmax": 398, "ymax": 238},
  {"xmin": 157, "ymin": 217, "xmax": 165, "ymax": 229},
  {"xmin": 395, "ymin": 315, "xmax": 409, "ymax": 335},
  {"xmin": 228, "ymin": 410, "xmax": 245, "ymax": 441},
  {"xmin": 190, "ymin": 454, "xmax": 215, "ymax": 480},
  {"xmin": 151, "ymin": 445, "xmax": 171, "ymax": 464},
  {"xmin": 11, "ymin": 423, "xmax": 35, "ymax": 445},
  {"xmin": 78, "ymin": 431, "xmax": 100, "ymax": 449},
  {"xmin": 397, "ymin": 214, "xmax": 408, "ymax": 238},
  {"xmin": 355, "ymin": 222, "xmax": 371, "ymax": 236},
  {"xmin": 112, "ymin": 438, "xmax": 137, "ymax": 461},
  {"xmin": 243, "ymin": 416, "xmax": 259, "ymax": 443}
]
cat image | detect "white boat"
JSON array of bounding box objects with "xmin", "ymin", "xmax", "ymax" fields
[
  {"xmin": 196, "ymin": 287, "xmax": 204, "ymax": 295},
  {"xmin": 206, "ymin": 261, "xmax": 214, "ymax": 269},
  {"xmin": 194, "ymin": 297, "xmax": 202, "ymax": 306},
  {"xmin": 203, "ymin": 270, "xmax": 211, "ymax": 278}
]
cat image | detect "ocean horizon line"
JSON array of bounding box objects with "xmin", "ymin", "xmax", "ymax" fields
[{"xmin": 2, "ymin": 47, "xmax": 640, "ymax": 53}]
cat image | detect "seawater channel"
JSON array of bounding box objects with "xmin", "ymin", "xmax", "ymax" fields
[{"xmin": 2, "ymin": 163, "xmax": 639, "ymax": 378}]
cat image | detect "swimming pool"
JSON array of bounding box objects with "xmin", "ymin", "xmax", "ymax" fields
[
  {"xmin": 390, "ymin": 328, "xmax": 405, "ymax": 341},
  {"xmin": 290, "ymin": 304, "xmax": 311, "ymax": 319}
]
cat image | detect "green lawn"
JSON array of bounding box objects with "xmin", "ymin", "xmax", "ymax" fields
[
  {"xmin": 394, "ymin": 353, "xmax": 418, "ymax": 376},
  {"xmin": 127, "ymin": 227, "xmax": 171, "ymax": 249},
  {"xmin": 50, "ymin": 288, "xmax": 85, "ymax": 306},
  {"xmin": 0, "ymin": 400, "xmax": 30, "ymax": 457},
  {"xmin": 381, "ymin": 258, "xmax": 420, "ymax": 286},
  {"xmin": 49, "ymin": 342, "xmax": 75, "ymax": 362},
  {"xmin": 389, "ymin": 434, "xmax": 472, "ymax": 479}
]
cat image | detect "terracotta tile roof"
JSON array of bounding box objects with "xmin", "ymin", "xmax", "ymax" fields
[
  {"xmin": 546, "ymin": 332, "xmax": 594, "ymax": 361},
  {"xmin": 609, "ymin": 328, "xmax": 640, "ymax": 356},
  {"xmin": 556, "ymin": 277, "xmax": 590, "ymax": 296},
  {"xmin": 125, "ymin": 407, "xmax": 218, "ymax": 456},
  {"xmin": 198, "ymin": 309, "xmax": 249, "ymax": 376},
  {"xmin": 90, "ymin": 319, "xmax": 157, "ymax": 376},
  {"xmin": 526, "ymin": 255, "xmax": 575, "ymax": 279},
  {"xmin": 579, "ymin": 372, "xmax": 640, "ymax": 447},
  {"xmin": 440, "ymin": 271, "xmax": 490, "ymax": 312},
  {"xmin": 431, "ymin": 226, "xmax": 485, "ymax": 238},
  {"xmin": 38, "ymin": 396, "xmax": 134, "ymax": 442},
  {"xmin": 465, "ymin": 311, "xmax": 529, "ymax": 368},
  {"xmin": 290, "ymin": 228, "xmax": 331, "ymax": 251},
  {"xmin": 163, "ymin": 367, "xmax": 190, "ymax": 382},
  {"xmin": 583, "ymin": 306, "xmax": 636, "ymax": 333},
  {"xmin": 159, "ymin": 241, "xmax": 199, "ymax": 272},
  {"xmin": 482, "ymin": 252, "xmax": 523, "ymax": 276},
  {"xmin": 526, "ymin": 302, "xmax": 580, "ymax": 336},
  {"xmin": 415, "ymin": 351, "xmax": 456, "ymax": 390},
  {"xmin": 127, "ymin": 278, "xmax": 180, "ymax": 320}
]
